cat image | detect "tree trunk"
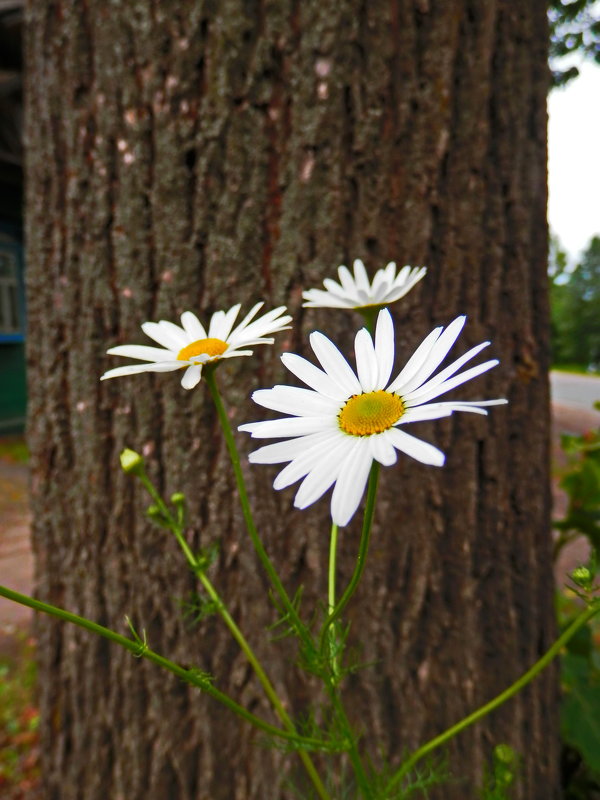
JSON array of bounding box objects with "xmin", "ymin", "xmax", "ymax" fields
[{"xmin": 25, "ymin": 1, "xmax": 554, "ymax": 798}]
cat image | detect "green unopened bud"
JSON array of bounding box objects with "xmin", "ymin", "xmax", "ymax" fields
[
  {"xmin": 146, "ymin": 504, "xmax": 163, "ymax": 519},
  {"xmin": 171, "ymin": 492, "xmax": 186, "ymax": 505},
  {"xmin": 120, "ymin": 448, "xmax": 144, "ymax": 475},
  {"xmin": 493, "ymin": 744, "xmax": 517, "ymax": 765},
  {"xmin": 571, "ymin": 566, "xmax": 592, "ymax": 588}
]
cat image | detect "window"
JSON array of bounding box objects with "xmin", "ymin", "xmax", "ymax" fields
[{"xmin": 0, "ymin": 248, "xmax": 20, "ymax": 334}]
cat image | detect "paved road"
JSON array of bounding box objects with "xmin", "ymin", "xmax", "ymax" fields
[{"xmin": 550, "ymin": 370, "xmax": 600, "ymax": 418}]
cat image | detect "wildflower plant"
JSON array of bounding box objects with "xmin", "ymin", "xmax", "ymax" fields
[{"xmin": 2, "ymin": 260, "xmax": 600, "ymax": 799}]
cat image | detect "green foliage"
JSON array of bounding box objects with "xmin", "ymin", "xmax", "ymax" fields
[
  {"xmin": 561, "ymin": 646, "xmax": 600, "ymax": 774},
  {"xmin": 555, "ymin": 422, "xmax": 600, "ymax": 796},
  {"xmin": 0, "ymin": 636, "xmax": 40, "ymax": 795},
  {"xmin": 554, "ymin": 425, "xmax": 600, "ymax": 558},
  {"xmin": 549, "ymin": 0, "xmax": 600, "ymax": 87},
  {"xmin": 550, "ymin": 236, "xmax": 600, "ymax": 370},
  {"xmin": 0, "ymin": 436, "xmax": 28, "ymax": 464},
  {"xmin": 479, "ymin": 745, "xmax": 521, "ymax": 800}
]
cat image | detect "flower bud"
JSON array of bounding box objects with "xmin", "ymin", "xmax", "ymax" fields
[
  {"xmin": 120, "ymin": 448, "xmax": 144, "ymax": 475},
  {"xmin": 171, "ymin": 492, "xmax": 186, "ymax": 505},
  {"xmin": 571, "ymin": 566, "xmax": 592, "ymax": 589},
  {"xmin": 493, "ymin": 744, "xmax": 517, "ymax": 765}
]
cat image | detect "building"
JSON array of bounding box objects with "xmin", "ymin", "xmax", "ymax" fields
[{"xmin": 0, "ymin": 0, "xmax": 24, "ymax": 433}]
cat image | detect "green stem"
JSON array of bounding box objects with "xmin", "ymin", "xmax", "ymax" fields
[
  {"xmin": 0, "ymin": 584, "xmax": 327, "ymax": 751},
  {"xmin": 320, "ymin": 462, "xmax": 380, "ymax": 655},
  {"xmin": 193, "ymin": 571, "xmax": 330, "ymax": 798},
  {"xmin": 328, "ymin": 523, "xmax": 340, "ymax": 676},
  {"xmin": 204, "ymin": 368, "xmax": 315, "ymax": 653},
  {"xmin": 385, "ymin": 601, "xmax": 600, "ymax": 795},
  {"xmin": 138, "ymin": 472, "xmax": 197, "ymax": 567},
  {"xmin": 138, "ymin": 464, "xmax": 331, "ymax": 800}
]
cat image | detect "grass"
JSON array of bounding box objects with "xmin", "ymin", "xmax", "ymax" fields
[
  {"xmin": 552, "ymin": 364, "xmax": 600, "ymax": 378},
  {"xmin": 0, "ymin": 635, "xmax": 40, "ymax": 799},
  {"xmin": 0, "ymin": 436, "xmax": 28, "ymax": 465}
]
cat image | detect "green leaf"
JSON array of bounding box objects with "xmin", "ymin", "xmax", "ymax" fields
[{"xmin": 561, "ymin": 654, "xmax": 600, "ymax": 772}]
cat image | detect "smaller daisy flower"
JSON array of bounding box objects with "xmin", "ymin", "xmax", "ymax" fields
[
  {"xmin": 239, "ymin": 309, "xmax": 506, "ymax": 527},
  {"xmin": 302, "ymin": 259, "xmax": 426, "ymax": 310},
  {"xmin": 101, "ymin": 303, "xmax": 292, "ymax": 390}
]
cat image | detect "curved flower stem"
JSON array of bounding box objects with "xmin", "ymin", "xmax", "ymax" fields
[
  {"xmin": 191, "ymin": 570, "xmax": 331, "ymax": 800},
  {"xmin": 319, "ymin": 462, "xmax": 380, "ymax": 655},
  {"xmin": 204, "ymin": 368, "xmax": 315, "ymax": 654},
  {"xmin": 138, "ymin": 462, "xmax": 330, "ymax": 800},
  {"xmin": 0, "ymin": 584, "xmax": 327, "ymax": 751},
  {"xmin": 385, "ymin": 601, "xmax": 600, "ymax": 796}
]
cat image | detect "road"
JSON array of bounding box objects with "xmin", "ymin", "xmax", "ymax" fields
[{"xmin": 550, "ymin": 370, "xmax": 600, "ymax": 418}]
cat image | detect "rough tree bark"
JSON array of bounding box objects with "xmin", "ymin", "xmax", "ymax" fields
[{"xmin": 25, "ymin": 1, "xmax": 554, "ymax": 798}]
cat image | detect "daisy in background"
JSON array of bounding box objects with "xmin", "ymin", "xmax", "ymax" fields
[
  {"xmin": 101, "ymin": 303, "xmax": 292, "ymax": 390},
  {"xmin": 302, "ymin": 258, "xmax": 426, "ymax": 311},
  {"xmin": 240, "ymin": 309, "xmax": 507, "ymax": 527}
]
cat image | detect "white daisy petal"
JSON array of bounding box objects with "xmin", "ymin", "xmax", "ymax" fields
[
  {"xmin": 207, "ymin": 309, "xmax": 226, "ymax": 339},
  {"xmin": 355, "ymin": 328, "xmax": 379, "ymax": 392},
  {"xmin": 404, "ymin": 359, "xmax": 499, "ymax": 406},
  {"xmin": 302, "ymin": 291, "xmax": 354, "ymax": 309},
  {"xmin": 309, "ymin": 332, "xmax": 362, "ymax": 395},
  {"xmin": 399, "ymin": 406, "xmax": 455, "ymax": 423},
  {"xmin": 323, "ymin": 278, "xmax": 350, "ymax": 300},
  {"xmin": 369, "ymin": 433, "xmax": 398, "ymax": 466},
  {"xmin": 180, "ymin": 312, "xmax": 207, "ymax": 340},
  {"xmin": 228, "ymin": 302, "xmax": 264, "ymax": 337},
  {"xmin": 281, "ymin": 352, "xmax": 348, "ymax": 399},
  {"xmin": 387, "ymin": 427, "xmax": 445, "ymax": 466},
  {"xmin": 141, "ymin": 321, "xmax": 187, "ymax": 350},
  {"xmin": 337, "ymin": 265, "xmax": 356, "ymax": 295},
  {"xmin": 101, "ymin": 361, "xmax": 183, "ymax": 380},
  {"xmin": 374, "ymin": 309, "xmax": 395, "ymax": 389},
  {"xmin": 331, "ymin": 438, "xmax": 373, "ymax": 527},
  {"xmin": 392, "ymin": 316, "xmax": 467, "ymax": 396},
  {"xmin": 294, "ymin": 441, "xmax": 351, "ymax": 509},
  {"xmin": 158, "ymin": 320, "xmax": 190, "ymax": 347},
  {"xmin": 248, "ymin": 430, "xmax": 336, "ymax": 464},
  {"xmin": 239, "ymin": 416, "xmax": 333, "ymax": 438},
  {"xmin": 386, "ymin": 326, "xmax": 443, "ymax": 393},
  {"xmin": 181, "ymin": 364, "xmax": 202, "ymax": 390},
  {"xmin": 403, "ymin": 341, "xmax": 490, "ymax": 402},
  {"xmin": 229, "ymin": 309, "xmax": 291, "ymax": 346},
  {"xmin": 387, "ymin": 266, "xmax": 427, "ymax": 303},
  {"xmin": 352, "ymin": 259, "xmax": 370, "ymax": 292},
  {"xmin": 252, "ymin": 386, "xmax": 341, "ymax": 416},
  {"xmin": 273, "ymin": 431, "xmax": 343, "ymax": 489},
  {"xmin": 106, "ymin": 344, "xmax": 175, "ymax": 362}
]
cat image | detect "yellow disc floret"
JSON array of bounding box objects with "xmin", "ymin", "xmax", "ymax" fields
[
  {"xmin": 177, "ymin": 337, "xmax": 228, "ymax": 361},
  {"xmin": 339, "ymin": 390, "xmax": 404, "ymax": 436}
]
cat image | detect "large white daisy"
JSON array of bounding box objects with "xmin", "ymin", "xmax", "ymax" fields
[
  {"xmin": 101, "ymin": 303, "xmax": 292, "ymax": 390},
  {"xmin": 302, "ymin": 259, "xmax": 426, "ymax": 310},
  {"xmin": 239, "ymin": 309, "xmax": 507, "ymax": 526}
]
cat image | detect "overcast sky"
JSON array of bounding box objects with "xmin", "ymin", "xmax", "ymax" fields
[{"xmin": 548, "ymin": 61, "xmax": 600, "ymax": 262}]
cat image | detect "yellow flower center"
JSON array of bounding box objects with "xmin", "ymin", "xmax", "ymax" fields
[
  {"xmin": 177, "ymin": 337, "xmax": 228, "ymax": 361},
  {"xmin": 338, "ymin": 390, "xmax": 404, "ymax": 436}
]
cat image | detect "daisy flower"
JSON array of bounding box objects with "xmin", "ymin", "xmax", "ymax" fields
[
  {"xmin": 239, "ymin": 309, "xmax": 507, "ymax": 526},
  {"xmin": 302, "ymin": 259, "xmax": 426, "ymax": 310},
  {"xmin": 101, "ymin": 303, "xmax": 292, "ymax": 390}
]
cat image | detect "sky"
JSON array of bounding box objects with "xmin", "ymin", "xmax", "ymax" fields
[{"xmin": 547, "ymin": 61, "xmax": 600, "ymax": 262}]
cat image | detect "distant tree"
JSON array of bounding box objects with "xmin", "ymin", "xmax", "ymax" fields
[
  {"xmin": 548, "ymin": 0, "xmax": 600, "ymax": 86},
  {"xmin": 550, "ymin": 235, "xmax": 600, "ymax": 366}
]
